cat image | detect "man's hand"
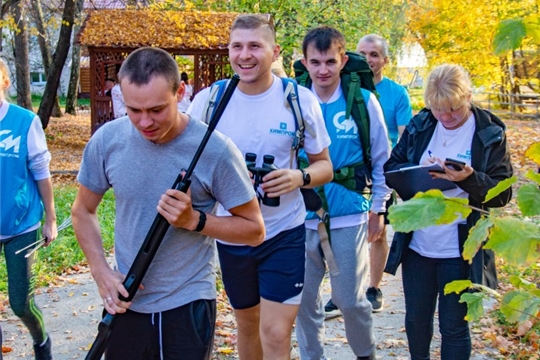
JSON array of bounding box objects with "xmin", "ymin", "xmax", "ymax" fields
[
  {"xmin": 92, "ymin": 266, "xmax": 132, "ymax": 315},
  {"xmin": 260, "ymin": 169, "xmax": 303, "ymax": 197},
  {"xmin": 368, "ymin": 212, "xmax": 384, "ymax": 243},
  {"xmin": 157, "ymin": 188, "xmax": 199, "ymax": 230}
]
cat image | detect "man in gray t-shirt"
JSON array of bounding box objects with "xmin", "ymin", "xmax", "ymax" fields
[{"xmin": 72, "ymin": 47, "xmax": 264, "ymax": 360}]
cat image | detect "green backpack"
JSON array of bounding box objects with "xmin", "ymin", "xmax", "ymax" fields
[{"xmin": 293, "ymin": 51, "xmax": 376, "ymax": 173}]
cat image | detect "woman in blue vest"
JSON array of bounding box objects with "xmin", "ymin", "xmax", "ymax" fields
[{"xmin": 0, "ymin": 58, "xmax": 57, "ymax": 360}]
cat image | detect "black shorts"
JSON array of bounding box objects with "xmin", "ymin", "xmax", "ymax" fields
[{"xmin": 104, "ymin": 299, "xmax": 216, "ymax": 360}]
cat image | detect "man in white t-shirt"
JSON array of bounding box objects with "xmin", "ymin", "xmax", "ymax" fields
[{"xmin": 188, "ymin": 14, "xmax": 332, "ymax": 360}]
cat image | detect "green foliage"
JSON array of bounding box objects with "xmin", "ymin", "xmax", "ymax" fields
[
  {"xmin": 29, "ymin": 95, "xmax": 90, "ymax": 111},
  {"xmin": 516, "ymin": 183, "xmax": 540, "ymax": 216},
  {"xmin": 501, "ymin": 290, "xmax": 540, "ymax": 323},
  {"xmin": 493, "ymin": 15, "xmax": 540, "ymax": 55},
  {"xmin": 388, "ymin": 189, "xmax": 471, "ymax": 233},
  {"xmin": 0, "ymin": 185, "xmax": 116, "ymax": 292},
  {"xmin": 484, "ymin": 217, "xmax": 540, "ymax": 266},
  {"xmin": 444, "ymin": 279, "xmax": 473, "ymax": 294},
  {"xmin": 484, "ymin": 176, "xmax": 516, "ymax": 203},
  {"xmin": 525, "ymin": 142, "xmax": 540, "ymax": 164},
  {"xmin": 459, "ymin": 292, "xmax": 486, "ymax": 321},
  {"xmin": 462, "ymin": 217, "xmax": 493, "ymax": 262},
  {"xmin": 493, "ymin": 18, "xmax": 527, "ymax": 56}
]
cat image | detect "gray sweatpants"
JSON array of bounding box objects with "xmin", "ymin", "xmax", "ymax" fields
[{"xmin": 296, "ymin": 224, "xmax": 374, "ymax": 359}]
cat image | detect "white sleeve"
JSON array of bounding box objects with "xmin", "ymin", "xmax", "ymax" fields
[
  {"xmin": 27, "ymin": 115, "xmax": 51, "ymax": 181},
  {"xmin": 367, "ymin": 92, "xmax": 392, "ymax": 212},
  {"xmin": 186, "ymin": 87, "xmax": 211, "ymax": 122}
]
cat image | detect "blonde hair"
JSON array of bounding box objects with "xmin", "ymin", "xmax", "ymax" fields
[
  {"xmin": 0, "ymin": 58, "xmax": 10, "ymax": 102},
  {"xmin": 424, "ymin": 64, "xmax": 472, "ymax": 111}
]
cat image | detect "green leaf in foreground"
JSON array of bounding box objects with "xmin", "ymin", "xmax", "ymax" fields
[
  {"xmin": 525, "ymin": 142, "xmax": 540, "ymax": 164},
  {"xmin": 459, "ymin": 292, "xmax": 485, "ymax": 322},
  {"xmin": 444, "ymin": 279, "xmax": 472, "ymax": 295},
  {"xmin": 501, "ymin": 290, "xmax": 540, "ymax": 323},
  {"xmin": 388, "ymin": 190, "xmax": 471, "ymax": 233},
  {"xmin": 525, "ymin": 169, "xmax": 540, "ymax": 185},
  {"xmin": 493, "ymin": 18, "xmax": 526, "ymax": 55},
  {"xmin": 484, "ymin": 217, "xmax": 540, "ymax": 266},
  {"xmin": 462, "ymin": 217, "xmax": 493, "ymax": 263},
  {"xmin": 483, "ymin": 176, "xmax": 516, "ymax": 203},
  {"xmin": 508, "ymin": 275, "xmax": 538, "ymax": 291},
  {"xmin": 517, "ymin": 183, "xmax": 540, "ymax": 216}
]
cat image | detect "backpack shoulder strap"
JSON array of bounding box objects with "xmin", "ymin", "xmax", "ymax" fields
[
  {"xmin": 282, "ymin": 77, "xmax": 316, "ymax": 168},
  {"xmin": 202, "ymin": 80, "xmax": 229, "ymax": 124},
  {"xmin": 343, "ymin": 74, "xmax": 371, "ymax": 169}
]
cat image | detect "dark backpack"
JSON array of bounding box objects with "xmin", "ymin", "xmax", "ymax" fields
[{"xmin": 293, "ymin": 51, "xmax": 376, "ymax": 171}]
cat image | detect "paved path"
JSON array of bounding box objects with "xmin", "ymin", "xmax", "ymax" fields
[{"xmin": 0, "ymin": 228, "xmax": 498, "ymax": 359}]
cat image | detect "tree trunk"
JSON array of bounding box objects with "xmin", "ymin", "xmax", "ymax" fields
[
  {"xmin": 37, "ymin": 0, "xmax": 76, "ymax": 129},
  {"xmin": 65, "ymin": 0, "xmax": 85, "ymax": 115},
  {"xmin": 30, "ymin": 0, "xmax": 62, "ymax": 118},
  {"xmin": 12, "ymin": 1, "xmax": 32, "ymax": 110}
]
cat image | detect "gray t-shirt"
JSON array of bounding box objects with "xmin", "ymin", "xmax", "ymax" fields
[{"xmin": 78, "ymin": 116, "xmax": 254, "ymax": 313}]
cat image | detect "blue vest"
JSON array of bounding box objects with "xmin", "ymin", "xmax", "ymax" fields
[{"xmin": 0, "ymin": 104, "xmax": 44, "ymax": 236}]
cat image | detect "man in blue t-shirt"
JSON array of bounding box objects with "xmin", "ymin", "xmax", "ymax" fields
[
  {"xmin": 356, "ymin": 34, "xmax": 413, "ymax": 312},
  {"xmin": 295, "ymin": 26, "xmax": 391, "ymax": 360}
]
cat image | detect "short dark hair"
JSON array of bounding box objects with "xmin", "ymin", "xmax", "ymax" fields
[
  {"xmin": 230, "ymin": 14, "xmax": 276, "ymax": 44},
  {"xmin": 302, "ymin": 26, "xmax": 346, "ymax": 57},
  {"xmin": 118, "ymin": 47, "xmax": 180, "ymax": 94},
  {"xmin": 180, "ymin": 72, "xmax": 188, "ymax": 83}
]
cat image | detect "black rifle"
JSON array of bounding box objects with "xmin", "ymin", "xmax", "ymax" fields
[{"xmin": 85, "ymin": 74, "xmax": 240, "ymax": 360}]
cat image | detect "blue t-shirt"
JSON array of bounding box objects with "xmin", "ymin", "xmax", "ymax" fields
[
  {"xmin": 376, "ymin": 77, "xmax": 413, "ymax": 147},
  {"xmin": 302, "ymin": 88, "xmax": 373, "ymax": 219}
]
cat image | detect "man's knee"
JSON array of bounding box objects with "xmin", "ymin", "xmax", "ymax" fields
[
  {"xmin": 234, "ymin": 306, "xmax": 260, "ymax": 334},
  {"xmin": 260, "ymin": 321, "xmax": 291, "ymax": 345}
]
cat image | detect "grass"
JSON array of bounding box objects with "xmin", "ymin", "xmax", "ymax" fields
[
  {"xmin": 6, "ymin": 95, "xmax": 90, "ymax": 110},
  {"xmin": 0, "ymin": 184, "xmax": 116, "ymax": 292}
]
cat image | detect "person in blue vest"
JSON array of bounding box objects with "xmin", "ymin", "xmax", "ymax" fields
[
  {"xmin": 295, "ymin": 26, "xmax": 392, "ymax": 360},
  {"xmin": 356, "ymin": 34, "xmax": 413, "ymax": 312},
  {"xmin": 0, "ymin": 57, "xmax": 57, "ymax": 360}
]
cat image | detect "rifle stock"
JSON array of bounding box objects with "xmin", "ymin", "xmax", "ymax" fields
[{"xmin": 85, "ymin": 74, "xmax": 240, "ymax": 360}]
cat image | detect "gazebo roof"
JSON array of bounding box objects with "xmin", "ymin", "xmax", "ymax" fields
[{"xmin": 78, "ymin": 9, "xmax": 240, "ymax": 50}]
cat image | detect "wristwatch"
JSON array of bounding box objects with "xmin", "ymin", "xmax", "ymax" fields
[{"xmin": 300, "ymin": 169, "xmax": 311, "ymax": 186}]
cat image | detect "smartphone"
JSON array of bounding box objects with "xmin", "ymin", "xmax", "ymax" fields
[{"xmin": 444, "ymin": 158, "xmax": 466, "ymax": 171}]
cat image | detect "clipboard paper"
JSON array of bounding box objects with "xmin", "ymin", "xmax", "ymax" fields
[{"xmin": 384, "ymin": 163, "xmax": 457, "ymax": 201}]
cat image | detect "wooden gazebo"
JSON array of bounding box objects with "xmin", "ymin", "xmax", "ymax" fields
[{"xmin": 77, "ymin": 9, "xmax": 239, "ymax": 133}]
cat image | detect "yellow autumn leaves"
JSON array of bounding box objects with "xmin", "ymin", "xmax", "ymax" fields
[{"xmin": 78, "ymin": 9, "xmax": 239, "ymax": 49}]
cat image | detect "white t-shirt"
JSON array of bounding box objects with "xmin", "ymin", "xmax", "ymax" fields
[
  {"xmin": 188, "ymin": 75, "xmax": 331, "ymax": 242},
  {"xmin": 111, "ymin": 84, "xmax": 126, "ymax": 118},
  {"xmin": 410, "ymin": 113, "xmax": 476, "ymax": 258}
]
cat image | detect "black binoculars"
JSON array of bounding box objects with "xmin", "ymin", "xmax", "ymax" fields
[{"xmin": 245, "ymin": 152, "xmax": 280, "ymax": 207}]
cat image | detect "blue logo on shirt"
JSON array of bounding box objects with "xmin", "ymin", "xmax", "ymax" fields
[{"xmin": 270, "ymin": 122, "xmax": 295, "ymax": 137}]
